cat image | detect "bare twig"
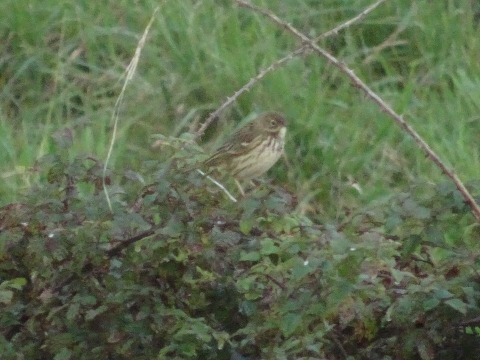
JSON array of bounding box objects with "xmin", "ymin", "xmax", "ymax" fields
[
  {"xmin": 235, "ymin": 0, "xmax": 480, "ymax": 221},
  {"xmin": 103, "ymin": 5, "xmax": 161, "ymax": 212},
  {"xmin": 193, "ymin": 0, "xmax": 387, "ymax": 138},
  {"xmin": 193, "ymin": 51, "xmax": 297, "ymax": 138},
  {"xmin": 106, "ymin": 227, "xmax": 158, "ymax": 258},
  {"xmin": 313, "ymin": 0, "xmax": 387, "ymax": 41},
  {"xmin": 458, "ymin": 315, "xmax": 480, "ymax": 327}
]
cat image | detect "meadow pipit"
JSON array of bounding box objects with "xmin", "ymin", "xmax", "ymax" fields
[{"xmin": 205, "ymin": 112, "xmax": 287, "ymax": 195}]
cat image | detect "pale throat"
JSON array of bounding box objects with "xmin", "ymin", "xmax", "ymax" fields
[{"xmin": 278, "ymin": 127, "xmax": 286, "ymax": 143}]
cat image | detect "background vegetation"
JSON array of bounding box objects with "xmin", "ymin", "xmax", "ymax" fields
[{"xmin": 2, "ymin": 0, "xmax": 480, "ymax": 358}]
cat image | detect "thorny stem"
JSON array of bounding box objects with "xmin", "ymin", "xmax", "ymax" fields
[{"xmin": 235, "ymin": 0, "xmax": 480, "ymax": 221}]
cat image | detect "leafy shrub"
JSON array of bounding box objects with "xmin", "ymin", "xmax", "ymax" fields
[{"xmin": 1, "ymin": 137, "xmax": 480, "ymax": 359}]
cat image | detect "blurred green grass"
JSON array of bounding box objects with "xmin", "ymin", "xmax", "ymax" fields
[{"xmin": 1, "ymin": 0, "xmax": 480, "ymax": 218}]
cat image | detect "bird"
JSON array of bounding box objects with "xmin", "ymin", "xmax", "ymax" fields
[{"xmin": 204, "ymin": 112, "xmax": 287, "ymax": 196}]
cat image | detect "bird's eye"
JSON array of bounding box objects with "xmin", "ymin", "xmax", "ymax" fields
[{"xmin": 270, "ymin": 119, "xmax": 277, "ymax": 127}]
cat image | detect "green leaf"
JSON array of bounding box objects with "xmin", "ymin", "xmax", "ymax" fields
[
  {"xmin": 0, "ymin": 290, "xmax": 13, "ymax": 305},
  {"xmin": 402, "ymin": 198, "xmax": 431, "ymax": 219},
  {"xmin": 385, "ymin": 214, "xmax": 402, "ymax": 231},
  {"xmin": 433, "ymin": 288, "xmax": 453, "ymax": 299},
  {"xmin": 281, "ymin": 312, "xmax": 303, "ymax": 337},
  {"xmin": 53, "ymin": 347, "xmax": 72, "ymax": 360},
  {"xmin": 85, "ymin": 305, "xmax": 108, "ymax": 321},
  {"xmin": 66, "ymin": 303, "xmax": 80, "ymax": 321},
  {"xmin": 401, "ymin": 234, "xmax": 422, "ymax": 258},
  {"xmin": 239, "ymin": 219, "xmax": 253, "ymax": 235},
  {"xmin": 75, "ymin": 294, "xmax": 97, "ymax": 306},
  {"xmin": 422, "ymin": 297, "xmax": 440, "ymax": 311},
  {"xmin": 445, "ymin": 298, "xmax": 467, "ymax": 315},
  {"xmin": 241, "ymin": 198, "xmax": 261, "ymax": 219},
  {"xmin": 239, "ymin": 251, "xmax": 260, "ymax": 262},
  {"xmin": 290, "ymin": 261, "xmax": 311, "ymax": 280},
  {"xmin": 260, "ymin": 238, "xmax": 278, "ymax": 255},
  {"xmin": 47, "ymin": 162, "xmax": 65, "ymax": 184},
  {"xmin": 159, "ymin": 215, "xmax": 185, "ymax": 237},
  {"xmin": 0, "ymin": 277, "xmax": 27, "ymax": 290},
  {"xmin": 424, "ymin": 226, "xmax": 444, "ymax": 246},
  {"xmin": 213, "ymin": 331, "xmax": 229, "ymax": 350},
  {"xmin": 239, "ymin": 301, "xmax": 257, "ymax": 316}
]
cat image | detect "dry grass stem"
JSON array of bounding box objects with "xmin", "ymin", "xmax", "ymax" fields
[
  {"xmin": 196, "ymin": 169, "xmax": 238, "ymax": 202},
  {"xmin": 103, "ymin": 5, "xmax": 161, "ymax": 212}
]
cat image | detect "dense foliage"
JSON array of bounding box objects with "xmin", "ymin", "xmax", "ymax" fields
[
  {"xmin": 3, "ymin": 0, "xmax": 480, "ymax": 359},
  {"xmin": 1, "ymin": 138, "xmax": 480, "ymax": 359}
]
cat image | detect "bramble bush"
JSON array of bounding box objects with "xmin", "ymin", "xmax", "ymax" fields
[
  {"xmin": 1, "ymin": 136, "xmax": 480, "ymax": 359},
  {"xmin": 3, "ymin": 0, "xmax": 480, "ymax": 358}
]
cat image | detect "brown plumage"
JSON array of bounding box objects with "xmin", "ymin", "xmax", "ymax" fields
[{"xmin": 205, "ymin": 112, "xmax": 287, "ymax": 182}]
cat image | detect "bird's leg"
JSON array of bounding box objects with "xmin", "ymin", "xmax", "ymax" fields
[{"xmin": 234, "ymin": 178, "xmax": 246, "ymax": 197}]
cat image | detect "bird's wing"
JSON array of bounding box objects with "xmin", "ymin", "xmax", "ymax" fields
[{"xmin": 206, "ymin": 123, "xmax": 256, "ymax": 166}]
